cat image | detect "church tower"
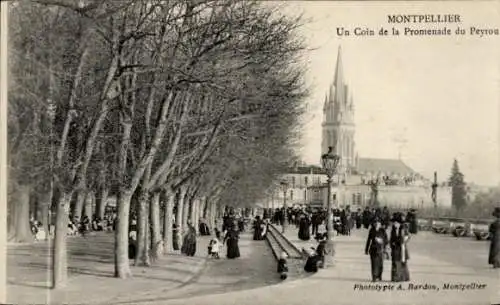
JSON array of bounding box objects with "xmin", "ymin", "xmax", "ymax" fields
[{"xmin": 321, "ymin": 46, "xmax": 356, "ymax": 173}]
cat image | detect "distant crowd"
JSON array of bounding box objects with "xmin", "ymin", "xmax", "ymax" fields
[
  {"xmin": 266, "ymin": 205, "xmax": 418, "ymax": 238},
  {"xmin": 29, "ymin": 211, "xmax": 118, "ymax": 241}
]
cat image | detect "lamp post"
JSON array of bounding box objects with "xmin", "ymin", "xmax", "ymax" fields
[
  {"xmin": 280, "ymin": 180, "xmax": 289, "ymax": 233},
  {"xmin": 304, "ymin": 178, "xmax": 308, "ymax": 205},
  {"xmin": 321, "ymin": 146, "xmax": 341, "ymax": 264}
]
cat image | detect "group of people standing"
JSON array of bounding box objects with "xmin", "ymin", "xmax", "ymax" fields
[{"xmin": 268, "ymin": 205, "xmax": 417, "ymax": 241}]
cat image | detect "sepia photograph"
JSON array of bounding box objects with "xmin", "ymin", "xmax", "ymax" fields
[{"xmin": 1, "ymin": 1, "xmax": 499, "ymax": 305}]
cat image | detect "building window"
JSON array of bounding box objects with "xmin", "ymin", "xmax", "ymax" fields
[
  {"xmin": 290, "ymin": 190, "xmax": 294, "ymax": 201},
  {"xmin": 292, "ymin": 177, "xmax": 296, "ymax": 188},
  {"xmin": 305, "ymin": 176, "xmax": 308, "ymax": 185}
]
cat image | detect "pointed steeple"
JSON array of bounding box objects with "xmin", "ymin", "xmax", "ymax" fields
[
  {"xmin": 344, "ymin": 84, "xmax": 349, "ymax": 105},
  {"xmin": 333, "ymin": 45, "xmax": 344, "ymax": 89},
  {"xmin": 329, "ymin": 83, "xmax": 335, "ymax": 102}
]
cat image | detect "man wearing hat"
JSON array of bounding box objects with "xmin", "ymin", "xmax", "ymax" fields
[
  {"xmin": 488, "ymin": 207, "xmax": 500, "ymax": 268},
  {"xmin": 365, "ymin": 217, "xmax": 389, "ymax": 282}
]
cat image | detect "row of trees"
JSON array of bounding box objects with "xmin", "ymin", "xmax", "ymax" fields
[{"xmin": 8, "ymin": 0, "xmax": 308, "ymax": 288}]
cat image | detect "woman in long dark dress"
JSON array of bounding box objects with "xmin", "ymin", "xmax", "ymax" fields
[
  {"xmin": 355, "ymin": 209, "xmax": 362, "ymax": 229},
  {"xmin": 365, "ymin": 218, "xmax": 388, "ymax": 282},
  {"xmin": 181, "ymin": 223, "xmax": 197, "ymax": 256},
  {"xmin": 238, "ymin": 217, "xmax": 245, "ymax": 232},
  {"xmin": 253, "ymin": 216, "xmax": 263, "ymax": 241},
  {"xmin": 298, "ymin": 214, "xmax": 311, "ymax": 241},
  {"xmin": 224, "ymin": 224, "xmax": 240, "ymax": 259},
  {"xmin": 199, "ymin": 218, "xmax": 210, "ymax": 236},
  {"xmin": 488, "ymin": 207, "xmax": 500, "ymax": 268},
  {"xmin": 390, "ymin": 213, "xmax": 410, "ymax": 282},
  {"xmin": 406, "ymin": 209, "xmax": 418, "ymax": 234}
]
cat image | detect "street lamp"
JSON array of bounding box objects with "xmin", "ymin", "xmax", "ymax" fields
[
  {"xmin": 280, "ymin": 180, "xmax": 289, "ymax": 233},
  {"xmin": 321, "ymin": 146, "xmax": 341, "ymax": 264}
]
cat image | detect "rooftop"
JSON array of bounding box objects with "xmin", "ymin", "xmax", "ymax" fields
[{"xmin": 357, "ymin": 158, "xmax": 416, "ymax": 176}]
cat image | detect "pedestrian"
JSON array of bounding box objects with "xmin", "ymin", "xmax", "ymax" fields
[
  {"xmin": 315, "ymin": 232, "xmax": 328, "ymax": 268},
  {"xmin": 237, "ymin": 217, "xmax": 245, "ymax": 232},
  {"xmin": 80, "ymin": 216, "xmax": 90, "ymax": 237},
  {"xmin": 253, "ymin": 216, "xmax": 264, "ymax": 241},
  {"xmin": 355, "ymin": 208, "xmax": 362, "ymax": 229},
  {"xmin": 390, "ymin": 212, "xmax": 411, "ymax": 282},
  {"xmin": 224, "ymin": 222, "xmax": 240, "ymax": 259},
  {"xmin": 261, "ymin": 219, "xmax": 269, "ymax": 239},
  {"xmin": 362, "ymin": 207, "xmax": 372, "ymax": 229},
  {"xmin": 382, "ymin": 206, "xmax": 391, "ymax": 229},
  {"xmin": 277, "ymin": 252, "xmax": 289, "ymax": 280},
  {"xmin": 181, "ymin": 222, "xmax": 197, "ymax": 256},
  {"xmin": 406, "ymin": 209, "xmax": 418, "ymax": 234},
  {"xmin": 340, "ymin": 209, "xmax": 348, "ymax": 235},
  {"xmin": 279, "ymin": 208, "xmax": 285, "ymax": 227},
  {"xmin": 208, "ymin": 235, "xmax": 221, "ymax": 259},
  {"xmin": 365, "ymin": 218, "xmax": 388, "ymax": 282},
  {"xmin": 199, "ymin": 218, "xmax": 210, "ymax": 236},
  {"xmin": 298, "ymin": 213, "xmax": 311, "ymax": 241},
  {"xmin": 488, "ymin": 207, "xmax": 500, "ymax": 268}
]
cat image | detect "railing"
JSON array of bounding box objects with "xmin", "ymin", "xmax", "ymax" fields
[{"xmin": 265, "ymin": 223, "xmax": 304, "ymax": 260}]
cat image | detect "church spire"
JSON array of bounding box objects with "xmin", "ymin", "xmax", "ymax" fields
[{"xmin": 333, "ymin": 45, "xmax": 344, "ymax": 89}]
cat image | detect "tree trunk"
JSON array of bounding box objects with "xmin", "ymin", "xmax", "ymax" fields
[
  {"xmin": 30, "ymin": 194, "xmax": 37, "ymax": 221},
  {"xmin": 183, "ymin": 198, "xmax": 191, "ymax": 229},
  {"xmin": 150, "ymin": 192, "xmax": 163, "ymax": 256},
  {"xmin": 175, "ymin": 188, "xmax": 185, "ymax": 250},
  {"xmin": 135, "ymin": 190, "xmax": 150, "ymax": 266},
  {"xmin": 196, "ymin": 199, "xmax": 201, "ymax": 234},
  {"xmin": 13, "ymin": 184, "xmax": 32, "ymax": 243},
  {"xmin": 114, "ymin": 190, "xmax": 133, "ymax": 279},
  {"xmin": 210, "ymin": 201, "xmax": 217, "ymax": 230},
  {"xmin": 205, "ymin": 199, "xmax": 211, "ymax": 230},
  {"xmin": 202, "ymin": 198, "xmax": 208, "ymax": 218},
  {"xmin": 72, "ymin": 190, "xmax": 86, "ymax": 221},
  {"xmin": 39, "ymin": 191, "xmax": 51, "ymax": 240},
  {"xmin": 52, "ymin": 191, "xmax": 72, "ymax": 289},
  {"xmin": 84, "ymin": 191, "xmax": 94, "ymax": 219},
  {"xmin": 163, "ymin": 193, "xmax": 174, "ymax": 253},
  {"xmin": 207, "ymin": 200, "xmax": 214, "ymax": 231},
  {"xmin": 190, "ymin": 198, "xmax": 196, "ymax": 233},
  {"xmin": 96, "ymin": 187, "xmax": 108, "ymax": 219},
  {"xmin": 146, "ymin": 209, "xmax": 151, "ymax": 261}
]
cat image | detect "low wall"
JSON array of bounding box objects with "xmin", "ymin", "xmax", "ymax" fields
[
  {"xmin": 321, "ymin": 185, "xmax": 452, "ymax": 209},
  {"xmin": 415, "ymin": 216, "xmax": 493, "ymax": 240},
  {"xmin": 377, "ymin": 186, "xmax": 452, "ymax": 208}
]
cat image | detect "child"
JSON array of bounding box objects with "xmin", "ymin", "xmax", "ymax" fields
[
  {"xmin": 208, "ymin": 236, "xmax": 221, "ymax": 259},
  {"xmin": 277, "ymin": 252, "xmax": 289, "ymax": 280}
]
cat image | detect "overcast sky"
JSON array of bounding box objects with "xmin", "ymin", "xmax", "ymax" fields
[{"xmin": 277, "ymin": 1, "xmax": 500, "ymax": 186}]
